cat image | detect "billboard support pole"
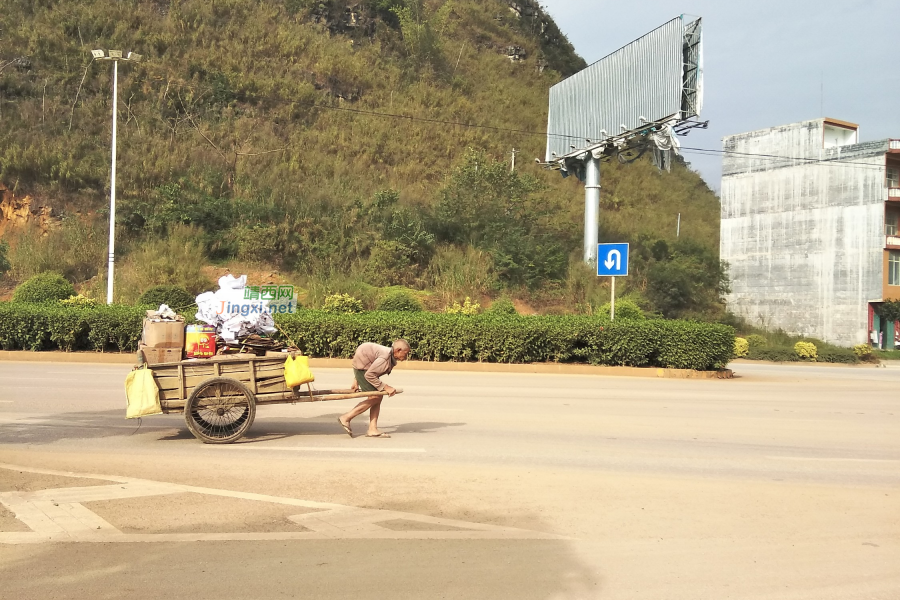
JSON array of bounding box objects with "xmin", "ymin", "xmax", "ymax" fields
[{"xmin": 584, "ymin": 155, "xmax": 600, "ymax": 265}]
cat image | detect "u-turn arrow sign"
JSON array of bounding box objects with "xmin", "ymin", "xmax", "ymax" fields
[{"xmin": 596, "ymin": 243, "xmax": 629, "ymax": 276}]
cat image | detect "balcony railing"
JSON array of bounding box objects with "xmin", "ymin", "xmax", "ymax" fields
[
  {"xmin": 891, "ymin": 140, "xmax": 900, "ymax": 150},
  {"xmin": 889, "ymin": 188, "xmax": 900, "ymax": 199},
  {"xmin": 887, "ymin": 235, "xmax": 900, "ymax": 247}
]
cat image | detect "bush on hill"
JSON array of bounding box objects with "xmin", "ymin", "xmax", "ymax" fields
[
  {"xmin": 12, "ymin": 272, "xmax": 76, "ymax": 303},
  {"xmin": 138, "ymin": 285, "xmax": 196, "ymax": 310}
]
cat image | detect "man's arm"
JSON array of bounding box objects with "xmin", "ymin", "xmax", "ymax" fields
[{"xmin": 364, "ymin": 357, "xmax": 390, "ymax": 391}]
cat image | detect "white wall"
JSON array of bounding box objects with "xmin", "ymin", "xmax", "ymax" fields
[
  {"xmin": 721, "ymin": 119, "xmax": 887, "ymax": 345},
  {"xmin": 823, "ymin": 124, "xmax": 858, "ymax": 148}
]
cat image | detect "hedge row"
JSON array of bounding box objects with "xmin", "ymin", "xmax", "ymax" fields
[
  {"xmin": 274, "ymin": 311, "xmax": 735, "ymax": 370},
  {"xmin": 0, "ymin": 303, "xmax": 144, "ymax": 353},
  {"xmin": 746, "ymin": 346, "xmax": 859, "ymax": 364},
  {"xmin": 0, "ymin": 303, "xmax": 735, "ymax": 370}
]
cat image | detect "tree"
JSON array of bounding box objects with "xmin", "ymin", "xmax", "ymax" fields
[{"xmin": 432, "ymin": 149, "xmax": 572, "ymax": 287}]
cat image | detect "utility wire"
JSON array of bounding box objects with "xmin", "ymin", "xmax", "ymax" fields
[{"xmin": 301, "ymin": 100, "xmax": 890, "ymax": 170}]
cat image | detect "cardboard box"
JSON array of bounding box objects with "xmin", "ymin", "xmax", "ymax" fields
[
  {"xmin": 142, "ymin": 318, "xmax": 185, "ymax": 349},
  {"xmin": 139, "ymin": 345, "xmax": 183, "ymax": 366}
]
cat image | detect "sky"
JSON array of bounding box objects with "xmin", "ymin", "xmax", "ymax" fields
[{"xmin": 538, "ymin": 0, "xmax": 900, "ymax": 191}]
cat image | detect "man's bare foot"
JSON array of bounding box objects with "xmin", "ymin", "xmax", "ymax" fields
[
  {"xmin": 365, "ymin": 431, "xmax": 391, "ymax": 438},
  {"xmin": 338, "ymin": 417, "xmax": 352, "ymax": 437}
]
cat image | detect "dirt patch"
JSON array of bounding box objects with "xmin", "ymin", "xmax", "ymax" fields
[
  {"xmin": 0, "ymin": 504, "xmax": 29, "ymax": 532},
  {"xmin": 0, "ymin": 467, "xmax": 112, "ymax": 493},
  {"xmin": 84, "ymin": 492, "xmax": 318, "ymax": 534}
]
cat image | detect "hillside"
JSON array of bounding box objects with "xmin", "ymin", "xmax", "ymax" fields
[{"xmin": 0, "ymin": 0, "xmax": 724, "ymax": 318}]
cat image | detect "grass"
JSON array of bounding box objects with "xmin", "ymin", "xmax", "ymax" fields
[{"xmin": 874, "ymin": 349, "xmax": 900, "ymax": 360}]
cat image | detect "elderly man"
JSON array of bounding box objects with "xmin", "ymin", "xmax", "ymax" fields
[{"xmin": 338, "ymin": 339, "xmax": 410, "ymax": 438}]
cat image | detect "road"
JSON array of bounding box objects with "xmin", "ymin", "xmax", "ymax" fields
[{"xmin": 0, "ymin": 360, "xmax": 897, "ymax": 599}]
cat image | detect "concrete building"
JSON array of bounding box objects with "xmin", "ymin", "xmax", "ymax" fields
[{"xmin": 720, "ymin": 118, "xmax": 900, "ymax": 348}]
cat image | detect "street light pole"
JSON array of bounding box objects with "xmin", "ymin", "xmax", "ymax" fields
[
  {"xmin": 91, "ymin": 49, "xmax": 142, "ymax": 304},
  {"xmin": 107, "ymin": 58, "xmax": 118, "ymax": 305}
]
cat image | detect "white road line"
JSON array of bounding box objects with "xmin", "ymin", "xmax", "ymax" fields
[
  {"xmin": 766, "ymin": 456, "xmax": 900, "ymax": 463},
  {"xmin": 0, "ymin": 401, "xmax": 13, "ymax": 403},
  {"xmin": 222, "ymin": 446, "xmax": 426, "ymax": 454},
  {"xmin": 390, "ymin": 407, "xmax": 465, "ymax": 412}
]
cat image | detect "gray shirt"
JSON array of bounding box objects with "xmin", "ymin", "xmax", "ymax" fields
[{"xmin": 351, "ymin": 342, "xmax": 396, "ymax": 390}]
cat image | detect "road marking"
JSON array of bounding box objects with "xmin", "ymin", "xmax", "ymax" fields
[
  {"xmin": 767, "ymin": 456, "xmax": 900, "ymax": 463},
  {"xmin": 0, "ymin": 401, "xmax": 13, "ymax": 403},
  {"xmin": 0, "ymin": 463, "xmax": 562, "ymax": 544},
  {"xmin": 223, "ymin": 446, "xmax": 426, "ymax": 454},
  {"xmin": 0, "ymin": 419, "xmax": 173, "ymax": 429},
  {"xmin": 391, "ymin": 407, "xmax": 465, "ymax": 412}
]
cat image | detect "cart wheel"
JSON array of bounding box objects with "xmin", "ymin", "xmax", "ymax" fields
[{"xmin": 184, "ymin": 377, "xmax": 256, "ymax": 444}]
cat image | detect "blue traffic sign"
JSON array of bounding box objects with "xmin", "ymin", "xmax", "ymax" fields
[{"xmin": 596, "ymin": 243, "xmax": 629, "ymax": 276}]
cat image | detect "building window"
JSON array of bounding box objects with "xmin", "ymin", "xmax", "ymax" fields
[
  {"xmin": 888, "ymin": 167, "xmax": 900, "ymax": 189},
  {"xmin": 890, "ymin": 251, "xmax": 900, "ymax": 286},
  {"xmin": 888, "ymin": 211, "xmax": 900, "ymax": 236}
]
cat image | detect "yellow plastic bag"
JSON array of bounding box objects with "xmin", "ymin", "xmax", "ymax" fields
[
  {"xmin": 284, "ymin": 353, "xmax": 315, "ymax": 387},
  {"xmin": 124, "ymin": 365, "xmax": 162, "ymax": 419}
]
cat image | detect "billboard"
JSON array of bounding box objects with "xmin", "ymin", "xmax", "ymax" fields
[{"xmin": 546, "ymin": 16, "xmax": 702, "ymax": 161}]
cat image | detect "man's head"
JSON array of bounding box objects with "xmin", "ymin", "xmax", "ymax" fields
[{"xmin": 392, "ymin": 339, "xmax": 411, "ymax": 361}]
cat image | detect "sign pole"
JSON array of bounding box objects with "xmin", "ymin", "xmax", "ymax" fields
[{"xmin": 610, "ymin": 276, "xmax": 615, "ymax": 321}]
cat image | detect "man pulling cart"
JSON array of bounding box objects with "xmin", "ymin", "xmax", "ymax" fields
[{"xmin": 338, "ymin": 339, "xmax": 411, "ymax": 439}]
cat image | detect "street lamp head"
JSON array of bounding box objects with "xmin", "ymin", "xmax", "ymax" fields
[
  {"xmin": 91, "ymin": 49, "xmax": 105, "ymax": 59},
  {"xmin": 126, "ymin": 52, "xmax": 143, "ymax": 62},
  {"xmin": 108, "ymin": 50, "xmax": 123, "ymax": 59}
]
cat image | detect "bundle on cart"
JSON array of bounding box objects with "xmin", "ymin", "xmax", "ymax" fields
[{"xmin": 194, "ymin": 274, "xmax": 285, "ymax": 355}]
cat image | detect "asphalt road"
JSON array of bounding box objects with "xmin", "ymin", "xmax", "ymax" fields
[{"xmin": 0, "ymin": 360, "xmax": 898, "ymax": 599}]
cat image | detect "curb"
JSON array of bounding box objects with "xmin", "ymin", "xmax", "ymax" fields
[
  {"xmin": 728, "ymin": 358, "xmax": 883, "ymax": 369},
  {"xmin": 0, "ymin": 350, "xmax": 731, "ymax": 379}
]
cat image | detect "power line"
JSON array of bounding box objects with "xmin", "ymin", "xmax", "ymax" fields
[
  {"xmin": 303, "ymin": 101, "xmax": 890, "ymax": 170},
  {"xmin": 305, "ymin": 101, "xmax": 575, "ymax": 140},
  {"xmin": 681, "ymin": 146, "xmax": 885, "ymax": 169}
]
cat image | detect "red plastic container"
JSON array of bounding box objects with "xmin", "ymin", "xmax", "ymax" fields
[{"xmin": 185, "ymin": 325, "xmax": 216, "ymax": 358}]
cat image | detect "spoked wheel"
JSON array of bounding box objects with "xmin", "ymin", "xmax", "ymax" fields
[{"xmin": 184, "ymin": 377, "xmax": 256, "ymax": 444}]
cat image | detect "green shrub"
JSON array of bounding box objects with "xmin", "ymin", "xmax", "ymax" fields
[
  {"xmin": 486, "ymin": 298, "xmax": 517, "ymax": 315},
  {"xmin": 0, "ymin": 303, "xmax": 735, "ymax": 368},
  {"xmin": 138, "ymin": 285, "xmax": 196, "ymax": 310},
  {"xmin": 0, "ymin": 240, "xmax": 10, "ymax": 276},
  {"xmin": 747, "ymin": 347, "xmax": 800, "ymax": 362},
  {"xmin": 0, "ymin": 303, "xmax": 143, "ymax": 352},
  {"xmin": 12, "ymin": 272, "xmax": 76, "ymax": 303},
  {"xmin": 273, "ymin": 311, "xmax": 735, "ymax": 370},
  {"xmin": 445, "ymin": 297, "xmax": 480, "ymax": 315},
  {"xmin": 597, "ymin": 298, "xmax": 644, "ymax": 320},
  {"xmin": 376, "ymin": 289, "xmax": 423, "ymax": 312},
  {"xmin": 60, "ymin": 294, "xmax": 99, "ymax": 307},
  {"xmin": 816, "ymin": 347, "xmax": 859, "ymax": 364},
  {"xmin": 746, "ymin": 334, "xmax": 767, "ymax": 348},
  {"xmin": 852, "ymin": 344, "xmax": 872, "ymax": 358},
  {"xmin": 794, "ymin": 341, "xmax": 817, "ymax": 361},
  {"xmin": 734, "ymin": 337, "xmax": 749, "ymax": 358},
  {"xmin": 322, "ymin": 293, "xmax": 364, "ymax": 314}
]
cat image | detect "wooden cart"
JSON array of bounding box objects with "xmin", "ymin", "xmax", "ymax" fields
[{"xmin": 148, "ymin": 353, "xmax": 394, "ymax": 444}]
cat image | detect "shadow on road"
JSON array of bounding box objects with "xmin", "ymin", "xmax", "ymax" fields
[
  {"xmin": 0, "ymin": 536, "xmax": 600, "ymax": 600},
  {"xmin": 205, "ymin": 415, "xmax": 466, "ymax": 444},
  {"xmin": 0, "ymin": 409, "xmax": 178, "ymax": 445},
  {"xmin": 0, "ymin": 409, "xmax": 466, "ymax": 446}
]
